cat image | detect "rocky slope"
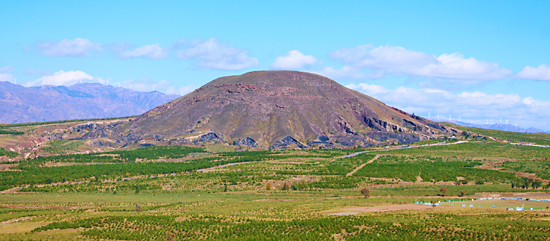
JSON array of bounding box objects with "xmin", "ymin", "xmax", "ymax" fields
[
  {"xmin": 0, "ymin": 82, "xmax": 179, "ymax": 124},
  {"xmin": 118, "ymin": 71, "xmax": 455, "ymax": 148}
]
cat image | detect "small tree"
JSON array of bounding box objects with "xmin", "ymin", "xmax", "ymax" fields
[
  {"xmin": 523, "ymin": 180, "xmax": 530, "ymax": 189},
  {"xmin": 166, "ymin": 231, "xmax": 175, "ymax": 241},
  {"xmin": 282, "ymin": 182, "xmax": 290, "ymax": 190},
  {"xmin": 533, "ymin": 180, "xmax": 542, "ymax": 189},
  {"xmin": 361, "ymin": 188, "xmax": 370, "ymax": 198},
  {"xmin": 439, "ymin": 187, "xmax": 448, "ymax": 197},
  {"xmin": 266, "ymin": 182, "xmax": 272, "ymax": 190},
  {"xmin": 135, "ymin": 185, "xmax": 140, "ymax": 194},
  {"xmin": 224, "ymin": 184, "xmax": 228, "ymax": 192},
  {"xmin": 459, "ymin": 190, "xmax": 466, "ymax": 197},
  {"xmin": 135, "ymin": 204, "xmax": 141, "ymax": 212}
]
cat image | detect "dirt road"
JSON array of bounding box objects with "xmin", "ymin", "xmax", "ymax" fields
[
  {"xmin": 346, "ymin": 155, "xmax": 380, "ymax": 177},
  {"xmin": 336, "ymin": 141, "xmax": 469, "ymax": 159}
]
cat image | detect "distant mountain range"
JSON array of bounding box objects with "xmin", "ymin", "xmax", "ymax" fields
[
  {"xmin": 431, "ymin": 119, "xmax": 550, "ymax": 134},
  {"xmin": 0, "ymin": 81, "xmax": 179, "ymax": 124}
]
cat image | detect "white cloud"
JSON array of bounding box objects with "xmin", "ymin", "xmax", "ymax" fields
[
  {"xmin": 120, "ymin": 78, "xmax": 196, "ymax": 95},
  {"xmin": 331, "ymin": 45, "xmax": 435, "ymax": 70},
  {"xmin": 0, "ymin": 65, "xmax": 15, "ymax": 83},
  {"xmin": 347, "ymin": 83, "xmax": 550, "ymax": 130},
  {"xmin": 0, "ymin": 73, "xmax": 14, "ymax": 82},
  {"xmin": 0, "ymin": 65, "xmax": 15, "ymax": 82},
  {"xmin": 25, "ymin": 70, "xmax": 194, "ymax": 96},
  {"xmin": 31, "ymin": 70, "xmax": 94, "ymax": 86},
  {"xmin": 319, "ymin": 66, "xmax": 384, "ymax": 79},
  {"xmin": 165, "ymin": 85, "xmax": 196, "ymax": 96},
  {"xmin": 118, "ymin": 43, "xmax": 168, "ymax": 59},
  {"xmin": 0, "ymin": 65, "xmax": 12, "ymax": 73},
  {"xmin": 271, "ymin": 50, "xmax": 317, "ymax": 69},
  {"xmin": 515, "ymin": 64, "xmax": 550, "ymax": 81},
  {"xmin": 36, "ymin": 38, "xmax": 102, "ymax": 57},
  {"xmin": 326, "ymin": 45, "xmax": 512, "ymax": 82},
  {"xmin": 176, "ymin": 38, "xmax": 258, "ymax": 70}
]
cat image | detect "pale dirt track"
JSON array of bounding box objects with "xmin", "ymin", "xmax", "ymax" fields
[
  {"xmin": 346, "ymin": 155, "xmax": 380, "ymax": 177},
  {"xmin": 336, "ymin": 141, "xmax": 469, "ymax": 159}
]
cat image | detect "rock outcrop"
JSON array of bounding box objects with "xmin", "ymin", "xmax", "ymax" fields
[{"xmin": 114, "ymin": 71, "xmax": 453, "ymax": 148}]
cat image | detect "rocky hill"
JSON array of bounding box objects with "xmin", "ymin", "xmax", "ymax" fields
[
  {"xmin": 117, "ymin": 71, "xmax": 455, "ymax": 149},
  {"xmin": 0, "ymin": 82, "xmax": 179, "ymax": 124}
]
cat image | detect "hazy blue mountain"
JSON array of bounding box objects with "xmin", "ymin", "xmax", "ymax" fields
[
  {"xmin": 0, "ymin": 81, "xmax": 179, "ymax": 124},
  {"xmin": 431, "ymin": 118, "xmax": 549, "ymax": 134}
]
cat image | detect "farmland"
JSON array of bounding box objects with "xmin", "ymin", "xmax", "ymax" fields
[{"xmin": 1, "ymin": 124, "xmax": 550, "ymax": 240}]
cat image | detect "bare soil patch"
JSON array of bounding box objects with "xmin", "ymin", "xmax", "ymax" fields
[
  {"xmin": 0, "ymin": 164, "xmax": 19, "ymax": 171},
  {"xmin": 0, "ymin": 222, "xmax": 49, "ymax": 234}
]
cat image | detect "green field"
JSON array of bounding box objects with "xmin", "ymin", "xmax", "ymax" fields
[
  {"xmin": 445, "ymin": 122, "xmax": 550, "ymax": 146},
  {"xmin": 1, "ymin": 130, "xmax": 550, "ymax": 240}
]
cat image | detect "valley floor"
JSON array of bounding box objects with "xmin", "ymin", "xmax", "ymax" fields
[{"xmin": 1, "ymin": 125, "xmax": 550, "ymax": 240}]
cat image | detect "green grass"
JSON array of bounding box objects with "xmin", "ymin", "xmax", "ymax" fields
[
  {"xmin": 354, "ymin": 155, "xmax": 521, "ymax": 183},
  {"xmin": 501, "ymin": 159, "xmax": 550, "ymax": 179},
  {"xmin": 372, "ymin": 141, "xmax": 550, "ymax": 159},
  {"xmin": 41, "ymin": 140, "xmax": 85, "ymax": 154},
  {"xmin": 0, "ymin": 147, "xmax": 18, "ymax": 158}
]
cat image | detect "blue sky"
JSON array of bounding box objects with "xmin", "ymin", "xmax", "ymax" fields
[{"xmin": 1, "ymin": 1, "xmax": 550, "ymax": 129}]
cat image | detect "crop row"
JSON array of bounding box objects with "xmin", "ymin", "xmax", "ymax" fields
[{"xmin": 33, "ymin": 212, "xmax": 550, "ymax": 240}]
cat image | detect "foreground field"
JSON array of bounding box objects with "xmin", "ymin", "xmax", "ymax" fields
[
  {"xmin": 1, "ymin": 191, "xmax": 550, "ymax": 240},
  {"xmin": 1, "ymin": 124, "xmax": 550, "ymax": 240}
]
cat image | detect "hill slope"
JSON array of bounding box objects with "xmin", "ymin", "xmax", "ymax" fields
[
  {"xmin": 123, "ymin": 71, "xmax": 454, "ymax": 148},
  {"xmin": 0, "ymin": 82, "xmax": 179, "ymax": 124}
]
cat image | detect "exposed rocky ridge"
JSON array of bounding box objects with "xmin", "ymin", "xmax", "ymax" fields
[
  {"xmin": 113, "ymin": 71, "xmax": 455, "ymax": 148},
  {"xmin": 0, "ymin": 82, "xmax": 179, "ymax": 124}
]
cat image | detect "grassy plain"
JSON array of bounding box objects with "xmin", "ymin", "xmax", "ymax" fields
[{"xmin": 1, "ymin": 127, "xmax": 550, "ymax": 240}]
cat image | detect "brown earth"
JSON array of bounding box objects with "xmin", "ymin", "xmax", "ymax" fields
[{"xmin": 120, "ymin": 71, "xmax": 455, "ymax": 149}]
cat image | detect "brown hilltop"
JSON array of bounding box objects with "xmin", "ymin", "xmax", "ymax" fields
[{"xmin": 123, "ymin": 71, "xmax": 453, "ymax": 148}]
